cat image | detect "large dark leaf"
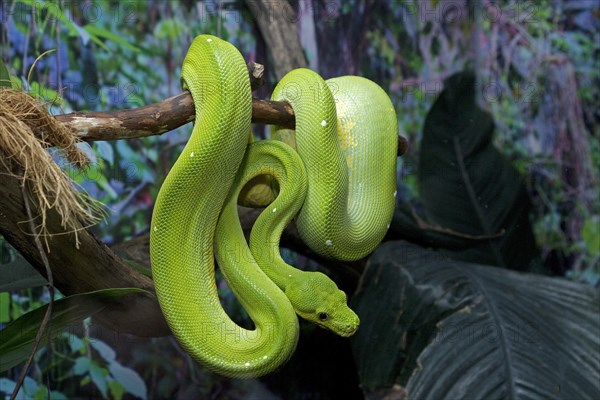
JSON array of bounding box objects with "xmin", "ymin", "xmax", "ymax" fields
[
  {"xmin": 352, "ymin": 241, "xmax": 600, "ymax": 399},
  {"xmin": 418, "ymin": 71, "xmax": 536, "ymax": 269},
  {"xmin": 0, "ymin": 288, "xmax": 147, "ymax": 372}
]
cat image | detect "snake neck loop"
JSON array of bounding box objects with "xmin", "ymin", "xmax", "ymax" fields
[{"xmin": 151, "ymin": 35, "xmax": 298, "ymax": 378}]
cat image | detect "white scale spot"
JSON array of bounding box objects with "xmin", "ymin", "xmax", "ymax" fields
[
  {"xmin": 272, "ymin": 207, "xmax": 277, "ymax": 213},
  {"xmin": 190, "ymin": 152, "xmax": 195, "ymax": 157},
  {"xmin": 393, "ymin": 190, "xmax": 397, "ymax": 197},
  {"xmin": 206, "ymin": 38, "xmax": 213, "ymax": 42},
  {"xmin": 288, "ymin": 274, "xmax": 292, "ymax": 278},
  {"xmin": 153, "ymin": 226, "xmax": 158, "ymax": 232},
  {"xmin": 325, "ymin": 240, "xmax": 333, "ymax": 246},
  {"xmin": 321, "ymin": 120, "xmax": 327, "ymax": 127},
  {"xmin": 263, "ymin": 355, "xmax": 268, "ymax": 359},
  {"xmin": 387, "ymin": 224, "xmax": 390, "ymax": 229},
  {"xmin": 244, "ymin": 362, "xmax": 250, "ymax": 367}
]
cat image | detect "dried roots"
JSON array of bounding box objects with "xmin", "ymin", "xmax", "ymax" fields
[{"xmin": 0, "ymin": 88, "xmax": 104, "ymax": 247}]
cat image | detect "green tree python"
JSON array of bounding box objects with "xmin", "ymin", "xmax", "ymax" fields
[{"xmin": 150, "ymin": 35, "xmax": 398, "ymax": 378}]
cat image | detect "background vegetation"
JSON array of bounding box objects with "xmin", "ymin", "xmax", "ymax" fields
[{"xmin": 1, "ymin": 0, "xmax": 598, "ymax": 398}]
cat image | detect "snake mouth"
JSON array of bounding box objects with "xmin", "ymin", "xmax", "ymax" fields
[
  {"xmin": 337, "ymin": 321, "xmax": 360, "ymax": 337},
  {"xmin": 312, "ymin": 318, "xmax": 359, "ymax": 337}
]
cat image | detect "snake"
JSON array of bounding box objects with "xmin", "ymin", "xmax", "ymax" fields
[{"xmin": 150, "ymin": 35, "xmax": 398, "ymax": 378}]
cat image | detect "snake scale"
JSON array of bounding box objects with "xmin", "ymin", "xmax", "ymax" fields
[{"xmin": 150, "ymin": 35, "xmax": 398, "ymax": 378}]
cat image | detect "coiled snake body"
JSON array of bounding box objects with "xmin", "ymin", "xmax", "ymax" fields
[{"xmin": 150, "ymin": 35, "xmax": 397, "ymax": 378}]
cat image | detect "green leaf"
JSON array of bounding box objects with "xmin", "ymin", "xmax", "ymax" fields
[
  {"xmin": 0, "ymin": 377, "xmax": 17, "ymax": 397},
  {"xmin": 0, "ymin": 293, "xmax": 9, "ymax": 323},
  {"xmin": 90, "ymin": 339, "xmax": 116, "ymax": 363},
  {"xmin": 94, "ymin": 141, "xmax": 114, "ymax": 166},
  {"xmin": 90, "ymin": 361, "xmax": 108, "ymax": 398},
  {"xmin": 67, "ymin": 333, "xmax": 84, "ymax": 353},
  {"xmin": 0, "ymin": 57, "xmax": 11, "ymax": 88},
  {"xmin": 18, "ymin": 0, "xmax": 85, "ymax": 42},
  {"xmin": 48, "ymin": 390, "xmax": 68, "ymax": 400},
  {"xmin": 86, "ymin": 34, "xmax": 111, "ymax": 52},
  {"xmin": 0, "ymin": 288, "xmax": 147, "ymax": 372},
  {"xmin": 418, "ymin": 71, "xmax": 537, "ymax": 269},
  {"xmin": 83, "ymin": 25, "xmax": 141, "ymax": 53},
  {"xmin": 29, "ymin": 81, "xmax": 63, "ymax": 105},
  {"xmin": 10, "ymin": 76, "xmax": 21, "ymax": 89},
  {"xmin": 0, "ymin": 254, "xmax": 47, "ymax": 291},
  {"xmin": 154, "ymin": 18, "xmax": 184, "ymax": 40},
  {"xmin": 352, "ymin": 241, "xmax": 600, "ymax": 398},
  {"xmin": 72, "ymin": 356, "xmax": 91, "ymax": 375},
  {"xmin": 23, "ymin": 376, "xmax": 39, "ymax": 396},
  {"xmin": 108, "ymin": 379, "xmax": 125, "ymax": 400},
  {"xmin": 582, "ymin": 216, "xmax": 600, "ymax": 256},
  {"xmin": 109, "ymin": 361, "xmax": 147, "ymax": 399}
]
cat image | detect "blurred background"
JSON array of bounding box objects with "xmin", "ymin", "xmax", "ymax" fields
[{"xmin": 1, "ymin": 0, "xmax": 598, "ymax": 399}]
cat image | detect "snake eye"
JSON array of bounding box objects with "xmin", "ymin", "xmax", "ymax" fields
[{"xmin": 318, "ymin": 312, "xmax": 329, "ymax": 321}]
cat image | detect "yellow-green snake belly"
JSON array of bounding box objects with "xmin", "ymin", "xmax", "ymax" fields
[{"xmin": 150, "ymin": 35, "xmax": 397, "ymax": 378}]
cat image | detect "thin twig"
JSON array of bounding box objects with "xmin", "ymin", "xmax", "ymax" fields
[
  {"xmin": 26, "ymin": 49, "xmax": 56, "ymax": 88},
  {"xmin": 411, "ymin": 206, "xmax": 505, "ymax": 239},
  {"xmin": 10, "ymin": 183, "xmax": 55, "ymax": 400}
]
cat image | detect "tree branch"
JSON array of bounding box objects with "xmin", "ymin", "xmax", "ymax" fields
[
  {"xmin": 53, "ymin": 61, "xmax": 408, "ymax": 156},
  {"xmin": 55, "ymin": 93, "xmax": 297, "ymax": 142},
  {"xmin": 0, "ymin": 166, "xmax": 170, "ymax": 337}
]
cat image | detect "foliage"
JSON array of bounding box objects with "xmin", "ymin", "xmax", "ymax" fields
[
  {"xmin": 418, "ymin": 71, "xmax": 536, "ymax": 269},
  {"xmin": 351, "ymin": 71, "xmax": 598, "ymax": 398},
  {"xmin": 0, "ymin": 287, "xmax": 147, "ymax": 372},
  {"xmin": 353, "ymin": 241, "xmax": 600, "ymax": 399},
  {"xmin": 352, "ymin": 0, "xmax": 599, "ymax": 283},
  {"xmin": 0, "ymin": 324, "xmax": 148, "ymax": 400}
]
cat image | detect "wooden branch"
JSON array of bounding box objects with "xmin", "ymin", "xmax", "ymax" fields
[
  {"xmin": 0, "ymin": 167, "xmax": 170, "ymax": 337},
  {"xmin": 55, "ymin": 93, "xmax": 297, "ymax": 142},
  {"xmin": 53, "ymin": 61, "xmax": 408, "ymax": 156}
]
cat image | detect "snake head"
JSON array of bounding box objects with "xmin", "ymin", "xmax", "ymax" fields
[{"xmin": 285, "ymin": 271, "xmax": 360, "ymax": 337}]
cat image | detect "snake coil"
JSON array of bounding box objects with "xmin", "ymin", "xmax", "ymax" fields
[{"xmin": 150, "ymin": 35, "xmax": 397, "ymax": 378}]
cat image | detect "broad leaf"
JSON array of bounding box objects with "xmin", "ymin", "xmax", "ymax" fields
[
  {"xmin": 418, "ymin": 71, "xmax": 536, "ymax": 269},
  {"xmin": 109, "ymin": 361, "xmax": 147, "ymax": 399},
  {"xmin": 0, "ymin": 288, "xmax": 147, "ymax": 372},
  {"xmin": 90, "ymin": 339, "xmax": 116, "ymax": 363},
  {"xmin": 83, "ymin": 25, "xmax": 141, "ymax": 53},
  {"xmin": 89, "ymin": 360, "xmax": 109, "ymax": 398},
  {"xmin": 352, "ymin": 241, "xmax": 600, "ymax": 399}
]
